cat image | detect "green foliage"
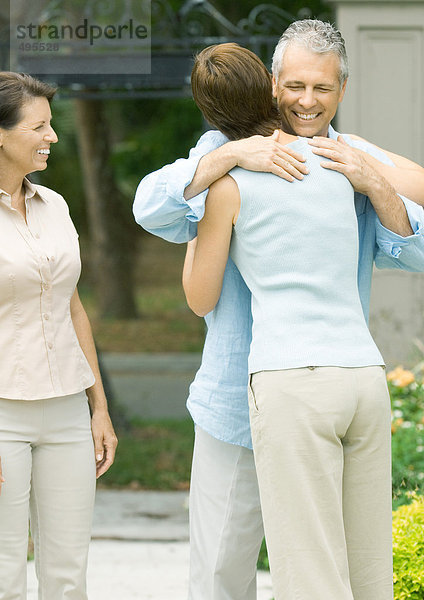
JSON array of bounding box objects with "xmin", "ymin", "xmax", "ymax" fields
[
  {"xmin": 389, "ymin": 371, "xmax": 424, "ymax": 509},
  {"xmin": 37, "ymin": 96, "xmax": 203, "ymax": 237},
  {"xmin": 393, "ymin": 495, "xmax": 424, "ymax": 599},
  {"xmin": 257, "ymin": 537, "xmax": 269, "ymax": 571},
  {"xmin": 392, "ymin": 425, "xmax": 424, "ymax": 509},
  {"xmin": 108, "ymin": 97, "xmax": 203, "ymax": 199},
  {"xmin": 389, "ymin": 372, "xmax": 424, "ymax": 422},
  {"xmin": 36, "ymin": 100, "xmax": 87, "ymax": 231}
]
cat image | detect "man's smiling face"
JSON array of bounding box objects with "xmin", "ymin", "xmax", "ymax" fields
[{"xmin": 272, "ymin": 44, "xmax": 347, "ymax": 138}]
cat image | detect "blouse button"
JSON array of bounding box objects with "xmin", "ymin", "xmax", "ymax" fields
[
  {"xmin": 42, "ymin": 282, "xmax": 50, "ymax": 291},
  {"xmin": 34, "ymin": 233, "xmax": 40, "ymax": 239},
  {"xmin": 43, "ymin": 313, "xmax": 50, "ymax": 320},
  {"xmin": 47, "ymin": 342, "xmax": 53, "ymax": 350}
]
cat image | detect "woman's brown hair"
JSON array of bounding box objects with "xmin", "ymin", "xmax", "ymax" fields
[
  {"xmin": 0, "ymin": 72, "xmax": 56, "ymax": 129},
  {"xmin": 191, "ymin": 43, "xmax": 279, "ymax": 141}
]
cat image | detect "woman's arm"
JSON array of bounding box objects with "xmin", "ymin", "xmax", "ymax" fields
[
  {"xmin": 182, "ymin": 237, "xmax": 197, "ymax": 295},
  {"xmin": 183, "ymin": 175, "xmax": 240, "ymax": 317},
  {"xmin": 70, "ymin": 289, "xmax": 118, "ymax": 478},
  {"xmin": 184, "ymin": 131, "xmax": 308, "ymax": 200}
]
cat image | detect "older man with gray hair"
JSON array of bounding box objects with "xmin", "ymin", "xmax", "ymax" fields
[
  {"xmin": 271, "ymin": 19, "xmax": 349, "ymax": 138},
  {"xmin": 134, "ymin": 19, "xmax": 424, "ymax": 600}
]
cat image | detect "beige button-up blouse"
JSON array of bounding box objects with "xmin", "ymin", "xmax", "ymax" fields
[{"xmin": 0, "ymin": 179, "xmax": 95, "ymax": 400}]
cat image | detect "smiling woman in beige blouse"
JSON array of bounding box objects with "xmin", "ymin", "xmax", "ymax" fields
[{"xmin": 0, "ymin": 72, "xmax": 118, "ymax": 600}]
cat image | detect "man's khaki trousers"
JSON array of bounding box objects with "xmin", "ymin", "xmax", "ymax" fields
[
  {"xmin": 249, "ymin": 366, "xmax": 393, "ymax": 600},
  {"xmin": 0, "ymin": 392, "xmax": 96, "ymax": 600},
  {"xmin": 189, "ymin": 426, "xmax": 264, "ymax": 600}
]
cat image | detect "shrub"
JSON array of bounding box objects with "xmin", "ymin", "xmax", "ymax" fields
[
  {"xmin": 393, "ymin": 495, "xmax": 424, "ymax": 599},
  {"xmin": 389, "ymin": 366, "xmax": 424, "ymax": 508}
]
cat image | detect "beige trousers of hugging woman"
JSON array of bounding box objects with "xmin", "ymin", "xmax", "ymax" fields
[{"xmin": 249, "ymin": 365, "xmax": 393, "ymax": 600}]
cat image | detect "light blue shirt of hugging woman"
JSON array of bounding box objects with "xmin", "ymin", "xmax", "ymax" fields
[{"xmin": 229, "ymin": 138, "xmax": 383, "ymax": 374}]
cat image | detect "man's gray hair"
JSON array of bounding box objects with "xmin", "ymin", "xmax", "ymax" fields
[{"xmin": 272, "ymin": 19, "xmax": 349, "ymax": 86}]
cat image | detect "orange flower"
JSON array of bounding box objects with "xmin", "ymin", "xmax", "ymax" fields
[
  {"xmin": 391, "ymin": 418, "xmax": 404, "ymax": 434},
  {"xmin": 387, "ymin": 366, "xmax": 404, "ymax": 381},
  {"xmin": 387, "ymin": 366, "xmax": 415, "ymax": 387}
]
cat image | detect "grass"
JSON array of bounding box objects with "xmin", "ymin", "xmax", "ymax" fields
[
  {"xmin": 99, "ymin": 418, "xmax": 195, "ymax": 490},
  {"xmin": 89, "ymin": 308, "xmax": 204, "ymax": 353}
]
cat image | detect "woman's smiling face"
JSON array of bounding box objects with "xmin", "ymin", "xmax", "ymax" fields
[{"xmin": 0, "ymin": 96, "xmax": 58, "ymax": 179}]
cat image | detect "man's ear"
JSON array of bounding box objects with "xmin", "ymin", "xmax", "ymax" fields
[
  {"xmin": 338, "ymin": 78, "xmax": 348, "ymax": 103},
  {"xmin": 272, "ymin": 75, "xmax": 278, "ymax": 98}
]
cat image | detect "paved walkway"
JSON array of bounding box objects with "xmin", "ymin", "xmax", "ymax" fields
[{"xmin": 27, "ymin": 489, "xmax": 274, "ymax": 599}]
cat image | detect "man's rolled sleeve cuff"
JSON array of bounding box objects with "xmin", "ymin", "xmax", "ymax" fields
[
  {"xmin": 165, "ymin": 130, "xmax": 229, "ymax": 223},
  {"xmin": 375, "ymin": 195, "xmax": 424, "ymax": 258},
  {"xmin": 165, "ymin": 157, "xmax": 208, "ymax": 223}
]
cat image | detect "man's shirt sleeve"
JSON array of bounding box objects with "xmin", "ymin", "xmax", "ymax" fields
[
  {"xmin": 374, "ymin": 195, "xmax": 424, "ymax": 271},
  {"xmin": 133, "ymin": 130, "xmax": 228, "ymax": 243},
  {"xmin": 340, "ymin": 133, "xmax": 395, "ymax": 166},
  {"xmin": 341, "ymin": 132, "xmax": 424, "ymax": 272}
]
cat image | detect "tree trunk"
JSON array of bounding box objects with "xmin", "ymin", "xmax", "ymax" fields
[{"xmin": 74, "ymin": 98, "xmax": 138, "ymax": 319}]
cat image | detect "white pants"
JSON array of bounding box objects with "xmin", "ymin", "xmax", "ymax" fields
[
  {"xmin": 249, "ymin": 366, "xmax": 393, "ymax": 600},
  {"xmin": 0, "ymin": 392, "xmax": 96, "ymax": 600},
  {"xmin": 188, "ymin": 426, "xmax": 264, "ymax": 599}
]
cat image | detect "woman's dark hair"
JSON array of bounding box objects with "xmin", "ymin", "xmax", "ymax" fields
[{"xmin": 0, "ymin": 72, "xmax": 57, "ymax": 129}]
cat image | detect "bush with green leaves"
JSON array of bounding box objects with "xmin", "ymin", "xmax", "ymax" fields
[
  {"xmin": 393, "ymin": 494, "xmax": 424, "ymax": 599},
  {"xmin": 389, "ymin": 366, "xmax": 424, "ymax": 508}
]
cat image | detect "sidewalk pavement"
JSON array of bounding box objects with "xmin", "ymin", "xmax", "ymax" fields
[{"xmin": 27, "ymin": 489, "xmax": 274, "ymax": 599}]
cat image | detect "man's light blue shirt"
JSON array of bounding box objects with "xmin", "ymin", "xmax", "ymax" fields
[{"xmin": 133, "ymin": 126, "xmax": 424, "ymax": 449}]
